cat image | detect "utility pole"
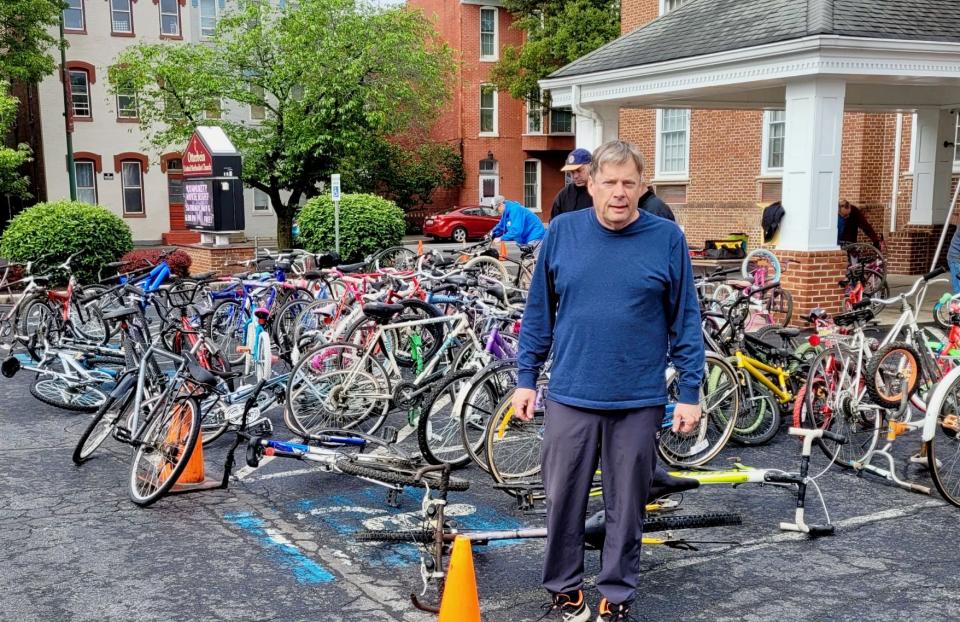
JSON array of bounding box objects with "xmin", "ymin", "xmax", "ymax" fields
[{"xmin": 58, "ymin": 12, "xmax": 77, "ymax": 201}]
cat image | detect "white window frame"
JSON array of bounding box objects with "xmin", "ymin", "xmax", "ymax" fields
[
  {"xmin": 655, "ymin": 108, "xmax": 690, "ymax": 180},
  {"xmin": 121, "ymin": 161, "xmax": 145, "ymax": 215},
  {"xmin": 479, "ymin": 84, "xmax": 498, "ymax": 136},
  {"xmin": 69, "ymin": 70, "xmax": 91, "ymax": 119},
  {"xmin": 75, "ymin": 161, "xmax": 97, "ymax": 205},
  {"xmin": 116, "ymin": 87, "xmax": 138, "ymax": 119},
  {"xmin": 523, "ymin": 159, "xmax": 541, "ymax": 212},
  {"xmin": 253, "ymin": 188, "xmax": 271, "ymax": 212},
  {"xmin": 479, "ymin": 6, "xmax": 499, "ymax": 62},
  {"xmin": 110, "ymin": 0, "xmax": 134, "ymax": 34},
  {"xmin": 526, "ymin": 97, "xmax": 542, "ymax": 135},
  {"xmin": 659, "ymin": 0, "xmax": 689, "ymax": 15},
  {"xmin": 549, "ymin": 108, "xmax": 574, "ymax": 135},
  {"xmin": 159, "ymin": 0, "xmax": 181, "ymax": 37},
  {"xmin": 761, "ymin": 110, "xmax": 785, "ymax": 176},
  {"xmin": 199, "ymin": 0, "xmax": 219, "ymax": 39},
  {"xmin": 64, "ymin": 0, "xmax": 85, "ymax": 31}
]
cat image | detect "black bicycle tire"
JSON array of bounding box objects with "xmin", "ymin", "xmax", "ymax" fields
[
  {"xmin": 128, "ymin": 396, "xmax": 202, "ymax": 507},
  {"xmin": 29, "ymin": 376, "xmax": 106, "ymax": 412},
  {"xmin": 864, "ymin": 341, "xmax": 921, "ymax": 408},
  {"xmin": 642, "ymin": 512, "xmax": 742, "ymax": 533},
  {"xmin": 341, "ymin": 298, "xmax": 445, "ymax": 368},
  {"xmin": 204, "ymin": 298, "xmax": 248, "ymax": 366},
  {"xmin": 73, "ymin": 390, "xmax": 133, "ymax": 464},
  {"xmin": 355, "ymin": 529, "xmax": 435, "ymax": 543},
  {"xmin": 417, "ymin": 369, "xmax": 477, "ymax": 467},
  {"xmin": 460, "ymin": 359, "xmax": 518, "ymax": 472},
  {"xmin": 334, "ymin": 457, "xmax": 470, "ymax": 491},
  {"xmin": 729, "ymin": 382, "xmax": 781, "ymax": 446}
]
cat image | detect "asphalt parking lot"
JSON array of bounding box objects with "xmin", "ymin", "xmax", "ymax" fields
[{"xmin": 3, "ymin": 364, "xmax": 960, "ymax": 622}]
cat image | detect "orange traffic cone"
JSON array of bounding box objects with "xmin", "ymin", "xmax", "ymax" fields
[
  {"xmin": 437, "ymin": 536, "xmax": 481, "ymax": 622},
  {"xmin": 417, "ymin": 239, "xmax": 424, "ymax": 256},
  {"xmin": 158, "ymin": 402, "xmax": 205, "ymax": 485},
  {"xmin": 498, "ymin": 241, "xmax": 508, "ymax": 261}
]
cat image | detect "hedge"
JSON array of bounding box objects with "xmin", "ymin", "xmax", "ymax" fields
[
  {"xmin": 0, "ymin": 200, "xmax": 133, "ymax": 284},
  {"xmin": 121, "ymin": 248, "xmax": 192, "ymax": 278},
  {"xmin": 296, "ymin": 193, "xmax": 405, "ymax": 263}
]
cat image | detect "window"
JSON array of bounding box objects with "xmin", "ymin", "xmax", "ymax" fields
[
  {"xmin": 550, "ymin": 108, "xmax": 573, "ymax": 134},
  {"xmin": 656, "ymin": 109, "xmax": 690, "ymax": 177},
  {"xmin": 250, "ymin": 85, "xmax": 266, "ymax": 120},
  {"xmin": 64, "ymin": 0, "xmax": 85, "ymax": 31},
  {"xmin": 762, "ymin": 110, "xmax": 786, "ymax": 174},
  {"xmin": 75, "ymin": 161, "xmax": 97, "ymax": 204},
  {"xmin": 479, "ymin": 7, "xmax": 498, "ymax": 60},
  {"xmin": 160, "ymin": 0, "xmax": 181, "ymax": 37},
  {"xmin": 166, "ymin": 157, "xmax": 184, "ymax": 204},
  {"xmin": 526, "ymin": 94, "xmax": 542, "ymax": 134},
  {"xmin": 253, "ymin": 188, "xmax": 270, "ymax": 212},
  {"xmin": 110, "ymin": 0, "xmax": 133, "ymax": 34},
  {"xmin": 479, "ymin": 157, "xmax": 498, "ymax": 205},
  {"xmin": 121, "ymin": 161, "xmax": 144, "ymax": 215},
  {"xmin": 200, "ymin": 0, "xmax": 218, "ymax": 38},
  {"xmin": 661, "ymin": 0, "xmax": 689, "ymax": 14},
  {"xmin": 524, "ymin": 160, "xmax": 541, "ymax": 211},
  {"xmin": 69, "ymin": 70, "xmax": 91, "ymax": 119},
  {"xmin": 479, "ymin": 85, "xmax": 497, "ymax": 135},
  {"xmin": 116, "ymin": 86, "xmax": 138, "ymax": 119}
]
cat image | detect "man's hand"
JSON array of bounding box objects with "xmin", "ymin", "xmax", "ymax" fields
[
  {"xmin": 511, "ymin": 388, "xmax": 537, "ymax": 422},
  {"xmin": 672, "ymin": 402, "xmax": 702, "ymax": 434}
]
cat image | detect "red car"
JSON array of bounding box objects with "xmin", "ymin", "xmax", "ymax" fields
[{"xmin": 423, "ymin": 205, "xmax": 500, "ymax": 243}]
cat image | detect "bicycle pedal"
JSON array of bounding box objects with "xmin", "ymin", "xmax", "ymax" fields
[
  {"xmin": 378, "ymin": 425, "xmax": 400, "ymax": 444},
  {"xmin": 250, "ymin": 418, "xmax": 274, "ymax": 436},
  {"xmin": 114, "ymin": 427, "xmax": 132, "ymax": 443}
]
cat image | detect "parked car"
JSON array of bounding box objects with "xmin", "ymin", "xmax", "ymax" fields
[{"xmin": 423, "ymin": 205, "xmax": 500, "ymax": 243}]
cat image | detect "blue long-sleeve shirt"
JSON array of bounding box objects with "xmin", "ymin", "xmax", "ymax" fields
[
  {"xmin": 517, "ymin": 208, "xmax": 704, "ymax": 408},
  {"xmin": 490, "ymin": 200, "xmax": 546, "ymax": 245}
]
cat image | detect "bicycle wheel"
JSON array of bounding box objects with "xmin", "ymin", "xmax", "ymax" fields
[
  {"xmin": 73, "ymin": 389, "xmax": 135, "ymax": 464},
  {"xmin": 864, "ymin": 342, "xmax": 921, "ymax": 409},
  {"xmin": 273, "ymin": 297, "xmax": 313, "ymax": 356},
  {"xmin": 335, "ymin": 456, "xmax": 470, "ymax": 491},
  {"xmin": 659, "ymin": 353, "xmax": 740, "ymax": 467},
  {"xmin": 765, "ymin": 287, "xmax": 793, "ymax": 327},
  {"xmin": 374, "ymin": 246, "xmax": 418, "ymax": 271},
  {"xmin": 485, "ymin": 391, "xmax": 544, "ymax": 484},
  {"xmin": 742, "ymin": 248, "xmax": 781, "ymax": 282},
  {"xmin": 417, "ymin": 369, "xmax": 476, "ymax": 467},
  {"xmin": 128, "ymin": 396, "xmax": 201, "ymax": 507},
  {"xmin": 30, "ymin": 376, "xmax": 107, "ymax": 412},
  {"xmin": 291, "ymin": 298, "xmax": 340, "ymax": 352},
  {"xmin": 70, "ymin": 302, "xmax": 109, "ymax": 344},
  {"xmin": 245, "ymin": 328, "xmax": 272, "ymax": 383},
  {"xmin": 285, "ymin": 342, "xmax": 392, "ymax": 438},
  {"xmin": 806, "ymin": 345, "xmax": 879, "ymax": 465},
  {"xmin": 464, "ymin": 255, "xmax": 509, "ymax": 284},
  {"xmin": 204, "ymin": 299, "xmax": 249, "ymax": 366},
  {"xmin": 341, "ymin": 298, "xmax": 444, "ymax": 369},
  {"xmin": 927, "ymin": 372, "xmax": 960, "ymax": 507},
  {"xmin": 730, "ymin": 381, "xmax": 780, "ymax": 446},
  {"xmin": 16, "ymin": 295, "xmax": 54, "ymax": 341},
  {"xmin": 460, "ymin": 360, "xmax": 518, "ymax": 471}
]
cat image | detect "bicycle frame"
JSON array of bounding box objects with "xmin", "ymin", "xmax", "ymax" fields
[{"xmin": 734, "ymin": 351, "xmax": 792, "ymax": 404}]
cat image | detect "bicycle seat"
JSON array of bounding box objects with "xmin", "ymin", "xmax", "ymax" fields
[
  {"xmin": 303, "ymin": 270, "xmax": 324, "ymax": 280},
  {"xmin": 337, "ymin": 262, "xmax": 367, "ymax": 274},
  {"xmin": 443, "ymin": 275, "xmax": 472, "ymax": 288},
  {"xmin": 772, "ymin": 327, "xmax": 800, "ymax": 339},
  {"xmin": 484, "ymin": 283, "xmax": 506, "ymax": 300},
  {"xmin": 101, "ymin": 306, "xmax": 140, "ymax": 322},
  {"xmin": 192, "ymin": 271, "xmax": 216, "ymax": 281},
  {"xmin": 362, "ymin": 302, "xmax": 404, "ymax": 322},
  {"xmin": 253, "ymin": 307, "xmax": 270, "ymax": 320},
  {"xmin": 518, "ymin": 244, "xmax": 536, "ymax": 257}
]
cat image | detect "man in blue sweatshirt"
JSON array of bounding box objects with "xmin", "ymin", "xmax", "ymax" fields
[
  {"xmin": 514, "ymin": 141, "xmax": 704, "ymax": 622},
  {"xmin": 486, "ymin": 195, "xmax": 546, "ymax": 247}
]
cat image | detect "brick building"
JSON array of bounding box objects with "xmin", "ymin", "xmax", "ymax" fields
[
  {"xmin": 540, "ymin": 0, "xmax": 960, "ymax": 313},
  {"xmin": 408, "ymin": 0, "xmax": 575, "ymax": 228}
]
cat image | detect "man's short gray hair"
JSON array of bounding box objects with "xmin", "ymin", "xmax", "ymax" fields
[
  {"xmin": 589, "ymin": 141, "xmax": 644, "ymax": 179},
  {"xmin": 492, "ymin": 195, "xmax": 506, "ymax": 206}
]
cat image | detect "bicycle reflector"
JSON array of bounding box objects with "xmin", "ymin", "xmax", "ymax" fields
[{"xmin": 807, "ymin": 334, "xmax": 821, "ymax": 347}]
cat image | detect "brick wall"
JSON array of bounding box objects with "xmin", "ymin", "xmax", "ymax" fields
[{"xmin": 177, "ymin": 244, "xmax": 255, "ymax": 276}]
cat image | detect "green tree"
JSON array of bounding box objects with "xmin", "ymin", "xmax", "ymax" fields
[
  {"xmin": 359, "ymin": 138, "xmax": 464, "ymax": 213},
  {"xmin": 0, "ymin": 0, "xmax": 62, "ymax": 83},
  {"xmin": 491, "ymin": 0, "xmax": 619, "ymax": 104},
  {"xmin": 109, "ymin": 0, "xmax": 454, "ymax": 249},
  {"xmin": 0, "ymin": 83, "xmax": 32, "ymax": 199}
]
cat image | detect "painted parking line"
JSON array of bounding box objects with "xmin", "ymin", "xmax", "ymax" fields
[{"xmin": 224, "ymin": 511, "xmax": 335, "ymax": 583}]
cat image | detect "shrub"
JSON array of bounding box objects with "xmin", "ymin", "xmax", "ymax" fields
[
  {"xmin": 296, "ymin": 193, "xmax": 405, "ymax": 262},
  {"xmin": 120, "ymin": 248, "xmax": 192, "ymax": 278},
  {"xmin": 0, "ymin": 200, "xmax": 133, "ymax": 284}
]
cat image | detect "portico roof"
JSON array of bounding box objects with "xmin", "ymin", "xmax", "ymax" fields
[{"xmin": 540, "ymin": 0, "xmax": 960, "ymax": 112}]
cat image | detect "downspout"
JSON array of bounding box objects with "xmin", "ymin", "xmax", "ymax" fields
[
  {"xmin": 570, "ymin": 84, "xmax": 602, "ymax": 147},
  {"xmin": 890, "ymin": 112, "xmax": 903, "ymax": 233}
]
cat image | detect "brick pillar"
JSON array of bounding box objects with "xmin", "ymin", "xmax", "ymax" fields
[
  {"xmin": 886, "ymin": 224, "xmax": 954, "ymax": 274},
  {"xmin": 776, "ymin": 249, "xmax": 847, "ymax": 322},
  {"xmin": 176, "ymin": 243, "xmax": 255, "ymax": 276}
]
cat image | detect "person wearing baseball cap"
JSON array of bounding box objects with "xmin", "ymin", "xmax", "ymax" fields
[{"xmin": 550, "ymin": 148, "xmax": 594, "ymax": 220}]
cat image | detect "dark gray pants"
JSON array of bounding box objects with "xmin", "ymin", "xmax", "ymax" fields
[{"xmin": 541, "ymin": 399, "xmax": 662, "ymax": 605}]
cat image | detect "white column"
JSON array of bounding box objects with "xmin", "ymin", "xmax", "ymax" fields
[
  {"xmin": 910, "ymin": 108, "xmax": 955, "ymax": 225},
  {"xmin": 778, "ymin": 77, "xmax": 847, "ymax": 251},
  {"xmin": 572, "ymin": 85, "xmax": 619, "ymax": 152}
]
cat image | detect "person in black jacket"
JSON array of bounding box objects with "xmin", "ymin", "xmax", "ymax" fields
[
  {"xmin": 550, "ymin": 148, "xmax": 594, "ymax": 220},
  {"xmin": 638, "ymin": 186, "xmax": 676, "ymax": 222},
  {"xmin": 838, "ymin": 199, "xmax": 885, "ymax": 251}
]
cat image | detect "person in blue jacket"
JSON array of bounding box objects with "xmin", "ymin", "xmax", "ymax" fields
[{"xmin": 485, "ymin": 195, "xmax": 546, "ymax": 248}]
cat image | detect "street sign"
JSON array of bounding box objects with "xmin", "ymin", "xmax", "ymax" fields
[{"xmin": 331, "ymin": 174, "xmax": 341, "ymax": 201}]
